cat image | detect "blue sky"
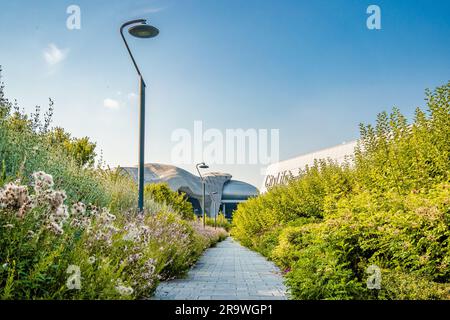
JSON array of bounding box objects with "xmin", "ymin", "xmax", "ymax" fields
[{"xmin": 0, "ymin": 0, "xmax": 449, "ymax": 187}]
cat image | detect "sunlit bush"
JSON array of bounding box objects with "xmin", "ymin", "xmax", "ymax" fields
[
  {"xmin": 205, "ymin": 213, "xmax": 232, "ymax": 231},
  {"xmin": 0, "ymin": 171, "xmax": 227, "ymax": 299},
  {"xmin": 0, "ymin": 68, "xmax": 227, "ymax": 299},
  {"xmin": 144, "ymin": 183, "xmax": 193, "ymax": 220},
  {"xmin": 233, "ymin": 82, "xmax": 450, "ymax": 299}
]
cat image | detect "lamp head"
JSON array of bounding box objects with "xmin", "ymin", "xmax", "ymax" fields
[
  {"xmin": 198, "ymin": 162, "xmax": 209, "ymax": 169},
  {"xmin": 129, "ymin": 23, "xmax": 159, "ymax": 38}
]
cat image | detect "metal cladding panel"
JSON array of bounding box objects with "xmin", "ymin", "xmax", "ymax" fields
[{"xmin": 261, "ymin": 140, "xmax": 358, "ymax": 193}]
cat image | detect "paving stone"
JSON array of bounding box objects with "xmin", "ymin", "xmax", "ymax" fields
[{"xmin": 153, "ymin": 238, "xmax": 288, "ymax": 300}]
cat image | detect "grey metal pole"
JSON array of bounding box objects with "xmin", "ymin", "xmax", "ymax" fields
[
  {"xmin": 214, "ymin": 200, "xmax": 216, "ymax": 229},
  {"xmin": 138, "ymin": 76, "xmax": 146, "ymax": 213},
  {"xmin": 120, "ymin": 19, "xmax": 153, "ymax": 214},
  {"xmin": 196, "ymin": 162, "xmax": 209, "ymax": 228},
  {"xmin": 202, "ymin": 181, "xmax": 205, "ymax": 228}
]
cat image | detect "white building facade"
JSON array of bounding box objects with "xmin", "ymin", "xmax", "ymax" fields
[{"xmin": 261, "ymin": 140, "xmax": 358, "ymax": 193}]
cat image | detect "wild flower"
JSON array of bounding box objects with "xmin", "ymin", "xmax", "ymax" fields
[
  {"xmin": 0, "ymin": 181, "xmax": 32, "ymax": 217},
  {"xmin": 97, "ymin": 208, "xmax": 116, "ymax": 225},
  {"xmin": 69, "ymin": 202, "xmax": 89, "ymax": 229},
  {"xmin": 1, "ymin": 171, "xmax": 227, "ymax": 299},
  {"xmin": 115, "ymin": 280, "xmax": 134, "ymax": 296},
  {"xmin": 17, "ymin": 199, "xmax": 34, "ymax": 219},
  {"xmin": 127, "ymin": 253, "xmax": 142, "ymax": 264},
  {"xmin": 48, "ymin": 221, "xmax": 64, "ymax": 235},
  {"xmin": 45, "ymin": 190, "xmax": 67, "ymax": 210},
  {"xmin": 144, "ymin": 258, "xmax": 156, "ymax": 275},
  {"xmin": 123, "ymin": 223, "xmax": 140, "ymax": 242},
  {"xmin": 71, "ymin": 202, "xmax": 86, "ymax": 216},
  {"xmin": 32, "ymin": 171, "xmax": 54, "ymax": 194},
  {"xmin": 53, "ymin": 204, "xmax": 69, "ymax": 221},
  {"xmin": 70, "ymin": 215, "xmax": 91, "ymax": 230},
  {"xmin": 87, "ymin": 204, "xmax": 99, "ymax": 216}
]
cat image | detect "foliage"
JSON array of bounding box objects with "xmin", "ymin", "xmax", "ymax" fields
[
  {"xmin": 0, "ymin": 67, "xmax": 228, "ymax": 299},
  {"xmin": 0, "ymin": 174, "xmax": 228, "ymax": 299},
  {"xmin": 47, "ymin": 127, "xmax": 97, "ymax": 167},
  {"xmin": 204, "ymin": 213, "xmax": 232, "ymax": 231},
  {"xmin": 144, "ymin": 183, "xmax": 194, "ymax": 220},
  {"xmin": 0, "ymin": 70, "xmax": 108, "ymax": 206},
  {"xmin": 232, "ymin": 82, "xmax": 450, "ymax": 299}
]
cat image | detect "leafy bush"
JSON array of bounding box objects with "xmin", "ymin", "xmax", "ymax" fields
[
  {"xmin": 46, "ymin": 127, "xmax": 97, "ymax": 167},
  {"xmin": 232, "ymin": 82, "xmax": 450, "ymax": 299},
  {"xmin": 205, "ymin": 213, "xmax": 232, "ymax": 231},
  {"xmin": 144, "ymin": 183, "xmax": 193, "ymax": 220},
  {"xmin": 0, "ymin": 68, "xmax": 228, "ymax": 299},
  {"xmin": 0, "ymin": 173, "xmax": 227, "ymax": 299}
]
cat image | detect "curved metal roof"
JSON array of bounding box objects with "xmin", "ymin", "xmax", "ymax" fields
[
  {"xmin": 222, "ymin": 180, "xmax": 259, "ymax": 201},
  {"xmin": 120, "ymin": 164, "xmax": 258, "ymax": 216},
  {"xmin": 121, "ymin": 163, "xmax": 232, "ymax": 216}
]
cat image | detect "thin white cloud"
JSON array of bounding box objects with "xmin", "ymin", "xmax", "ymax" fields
[
  {"xmin": 43, "ymin": 43, "xmax": 69, "ymax": 65},
  {"xmin": 140, "ymin": 7, "xmax": 166, "ymax": 14},
  {"xmin": 103, "ymin": 98, "xmax": 120, "ymax": 110},
  {"xmin": 130, "ymin": 5, "xmax": 167, "ymax": 16}
]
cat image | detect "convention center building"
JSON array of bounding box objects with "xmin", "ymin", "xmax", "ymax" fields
[{"xmin": 121, "ymin": 163, "xmax": 258, "ymax": 219}]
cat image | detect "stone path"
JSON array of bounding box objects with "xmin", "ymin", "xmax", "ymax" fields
[{"xmin": 153, "ymin": 237, "xmax": 288, "ymax": 300}]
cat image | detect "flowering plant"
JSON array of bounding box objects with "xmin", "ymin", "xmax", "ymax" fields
[{"xmin": 0, "ymin": 171, "xmax": 227, "ymax": 299}]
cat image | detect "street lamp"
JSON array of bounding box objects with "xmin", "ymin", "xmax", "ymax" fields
[
  {"xmin": 196, "ymin": 162, "xmax": 209, "ymax": 227},
  {"xmin": 210, "ymin": 191, "xmax": 218, "ymax": 229},
  {"xmin": 120, "ymin": 19, "xmax": 159, "ymax": 213}
]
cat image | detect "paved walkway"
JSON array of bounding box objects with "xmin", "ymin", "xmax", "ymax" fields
[{"xmin": 153, "ymin": 237, "xmax": 288, "ymax": 300}]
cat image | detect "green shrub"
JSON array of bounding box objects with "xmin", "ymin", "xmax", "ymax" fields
[
  {"xmin": 233, "ymin": 82, "xmax": 450, "ymax": 299},
  {"xmin": 285, "ymin": 244, "xmax": 366, "ymax": 300},
  {"xmin": 377, "ymin": 269, "xmax": 450, "ymax": 300},
  {"xmin": 0, "ymin": 171, "xmax": 227, "ymax": 299},
  {"xmin": 205, "ymin": 213, "xmax": 232, "ymax": 231},
  {"xmin": 144, "ymin": 183, "xmax": 193, "ymax": 220},
  {"xmin": 0, "ymin": 68, "xmax": 228, "ymax": 299}
]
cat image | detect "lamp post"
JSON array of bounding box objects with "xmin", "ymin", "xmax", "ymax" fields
[
  {"xmin": 210, "ymin": 191, "xmax": 218, "ymax": 229},
  {"xmin": 120, "ymin": 19, "xmax": 159, "ymax": 213},
  {"xmin": 196, "ymin": 162, "xmax": 209, "ymax": 227}
]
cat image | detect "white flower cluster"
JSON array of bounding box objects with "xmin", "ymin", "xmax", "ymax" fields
[
  {"xmin": 115, "ymin": 280, "xmax": 134, "ymax": 296},
  {"xmin": 122, "ymin": 215, "xmax": 153, "ymax": 245},
  {"xmin": 31, "ymin": 172, "xmax": 69, "ymax": 235},
  {"xmin": 0, "ymin": 172, "xmax": 73, "ymax": 235},
  {"xmin": 126, "ymin": 253, "xmax": 142, "ymax": 264},
  {"xmin": 88, "ymin": 208, "xmax": 119, "ymax": 247},
  {"xmin": 0, "ymin": 181, "xmax": 33, "ymax": 218},
  {"xmin": 32, "ymin": 171, "xmax": 54, "ymax": 194},
  {"xmin": 70, "ymin": 201, "xmax": 91, "ymax": 230},
  {"xmin": 123, "ymin": 223, "xmax": 141, "ymax": 242}
]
